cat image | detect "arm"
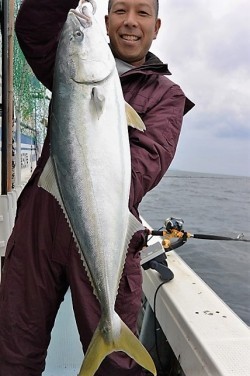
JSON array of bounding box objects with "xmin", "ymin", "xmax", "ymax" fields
[
  {"xmin": 15, "ymin": 0, "xmax": 78, "ymax": 90},
  {"xmin": 128, "ymin": 84, "xmax": 186, "ymax": 217}
]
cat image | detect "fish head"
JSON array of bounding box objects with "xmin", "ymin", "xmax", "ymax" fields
[{"xmin": 56, "ymin": 3, "xmax": 115, "ymax": 84}]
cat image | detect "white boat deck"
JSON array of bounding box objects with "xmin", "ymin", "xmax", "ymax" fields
[{"xmin": 42, "ymin": 290, "xmax": 83, "ymax": 376}]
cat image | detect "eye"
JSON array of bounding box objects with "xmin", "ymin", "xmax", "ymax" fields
[
  {"xmin": 114, "ymin": 8, "xmax": 126, "ymax": 15},
  {"xmin": 138, "ymin": 10, "xmax": 151, "ymax": 17},
  {"xmin": 74, "ymin": 30, "xmax": 83, "ymax": 39}
]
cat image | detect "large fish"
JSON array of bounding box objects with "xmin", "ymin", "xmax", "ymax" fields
[{"xmin": 38, "ymin": 0, "xmax": 156, "ymax": 375}]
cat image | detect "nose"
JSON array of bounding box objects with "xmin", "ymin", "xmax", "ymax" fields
[{"xmin": 123, "ymin": 10, "xmax": 138, "ymax": 27}]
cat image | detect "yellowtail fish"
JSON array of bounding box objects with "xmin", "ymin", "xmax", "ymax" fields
[{"xmin": 39, "ymin": 0, "xmax": 156, "ymax": 375}]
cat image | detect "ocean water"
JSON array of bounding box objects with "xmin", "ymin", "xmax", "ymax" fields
[{"xmin": 139, "ymin": 170, "xmax": 250, "ymax": 326}]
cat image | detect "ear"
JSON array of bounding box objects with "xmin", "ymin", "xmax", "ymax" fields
[
  {"xmin": 153, "ymin": 18, "xmax": 161, "ymax": 40},
  {"xmin": 105, "ymin": 15, "xmax": 109, "ymax": 35}
]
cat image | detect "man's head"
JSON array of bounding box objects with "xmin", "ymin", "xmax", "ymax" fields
[
  {"xmin": 107, "ymin": 0, "xmax": 159, "ymax": 18},
  {"xmin": 105, "ymin": 0, "xmax": 161, "ymax": 67}
]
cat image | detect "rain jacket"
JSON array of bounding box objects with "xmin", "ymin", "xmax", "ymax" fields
[
  {"xmin": 15, "ymin": 0, "xmax": 194, "ymax": 220},
  {"xmin": 0, "ymin": 1, "xmax": 194, "ymax": 375}
]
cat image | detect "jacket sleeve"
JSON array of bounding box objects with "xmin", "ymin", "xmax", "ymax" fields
[
  {"xmin": 15, "ymin": 0, "xmax": 78, "ymax": 90},
  {"xmin": 128, "ymin": 84, "xmax": 186, "ymax": 216}
]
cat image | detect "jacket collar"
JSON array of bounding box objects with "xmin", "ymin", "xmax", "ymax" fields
[{"xmin": 119, "ymin": 51, "xmax": 171, "ymax": 77}]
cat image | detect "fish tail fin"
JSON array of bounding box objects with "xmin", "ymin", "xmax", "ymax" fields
[
  {"xmin": 78, "ymin": 319, "xmax": 157, "ymax": 376},
  {"xmin": 78, "ymin": 324, "xmax": 111, "ymax": 376},
  {"xmin": 117, "ymin": 320, "xmax": 157, "ymax": 375}
]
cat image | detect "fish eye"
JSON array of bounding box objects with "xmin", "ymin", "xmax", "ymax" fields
[
  {"xmin": 74, "ymin": 30, "xmax": 83, "ymax": 38},
  {"xmin": 69, "ymin": 30, "xmax": 83, "ymax": 42}
]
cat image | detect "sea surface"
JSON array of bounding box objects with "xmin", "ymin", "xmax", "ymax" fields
[{"xmin": 139, "ymin": 170, "xmax": 250, "ymax": 326}]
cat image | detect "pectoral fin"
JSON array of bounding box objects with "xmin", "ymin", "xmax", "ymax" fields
[
  {"xmin": 125, "ymin": 102, "xmax": 146, "ymax": 131},
  {"xmin": 92, "ymin": 86, "xmax": 105, "ymax": 119}
]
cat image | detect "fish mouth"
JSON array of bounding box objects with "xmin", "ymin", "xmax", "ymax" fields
[
  {"xmin": 69, "ymin": 0, "xmax": 96, "ymax": 29},
  {"xmin": 69, "ymin": 0, "xmax": 97, "ymax": 21},
  {"xmin": 69, "ymin": 9, "xmax": 92, "ymax": 28}
]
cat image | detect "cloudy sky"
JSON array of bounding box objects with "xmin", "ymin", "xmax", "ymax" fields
[{"xmin": 95, "ymin": 0, "xmax": 250, "ymax": 177}]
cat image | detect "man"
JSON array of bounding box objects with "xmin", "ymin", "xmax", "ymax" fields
[{"xmin": 0, "ymin": 0, "xmax": 194, "ymax": 375}]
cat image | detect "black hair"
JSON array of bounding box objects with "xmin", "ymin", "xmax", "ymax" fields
[{"xmin": 107, "ymin": 0, "xmax": 159, "ymax": 18}]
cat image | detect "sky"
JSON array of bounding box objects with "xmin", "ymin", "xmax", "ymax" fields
[{"xmin": 95, "ymin": 0, "xmax": 250, "ymax": 177}]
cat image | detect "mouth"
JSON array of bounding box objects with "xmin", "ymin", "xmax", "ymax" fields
[{"xmin": 121, "ymin": 34, "xmax": 140, "ymax": 42}]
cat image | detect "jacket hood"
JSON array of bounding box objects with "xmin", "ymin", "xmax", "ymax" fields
[{"xmin": 121, "ymin": 51, "xmax": 171, "ymax": 77}]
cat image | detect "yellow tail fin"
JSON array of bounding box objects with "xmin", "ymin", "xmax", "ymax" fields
[{"xmin": 78, "ymin": 319, "xmax": 156, "ymax": 376}]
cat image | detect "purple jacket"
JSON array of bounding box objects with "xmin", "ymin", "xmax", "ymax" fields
[{"xmin": 15, "ymin": 0, "xmax": 194, "ymax": 220}]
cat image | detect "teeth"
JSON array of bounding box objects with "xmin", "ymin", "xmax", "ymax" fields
[{"xmin": 122, "ymin": 35, "xmax": 139, "ymax": 41}]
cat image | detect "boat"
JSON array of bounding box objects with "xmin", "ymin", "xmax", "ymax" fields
[{"xmin": 1, "ymin": 177, "xmax": 250, "ymax": 375}]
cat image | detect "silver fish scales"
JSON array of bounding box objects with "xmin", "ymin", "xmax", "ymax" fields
[{"xmin": 39, "ymin": 1, "xmax": 156, "ymax": 375}]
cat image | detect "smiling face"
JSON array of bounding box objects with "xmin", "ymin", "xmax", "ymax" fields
[{"xmin": 105, "ymin": 0, "xmax": 161, "ymax": 67}]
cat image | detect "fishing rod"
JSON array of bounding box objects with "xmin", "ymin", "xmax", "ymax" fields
[
  {"xmin": 141, "ymin": 217, "xmax": 250, "ymax": 281},
  {"xmin": 148, "ymin": 217, "xmax": 250, "ymax": 251}
]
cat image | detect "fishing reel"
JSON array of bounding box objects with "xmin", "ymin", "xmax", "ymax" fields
[
  {"xmin": 162, "ymin": 217, "xmax": 187, "ymax": 251},
  {"xmin": 164, "ymin": 217, "xmax": 184, "ymax": 233},
  {"xmin": 148, "ymin": 217, "xmax": 188, "ymax": 253},
  {"xmin": 140, "ymin": 218, "xmax": 187, "ymax": 281}
]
